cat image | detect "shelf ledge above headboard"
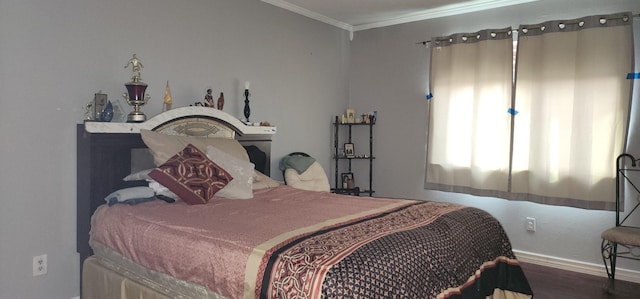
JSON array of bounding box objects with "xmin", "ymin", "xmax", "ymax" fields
[{"xmin": 83, "ymin": 106, "xmax": 277, "ymax": 137}]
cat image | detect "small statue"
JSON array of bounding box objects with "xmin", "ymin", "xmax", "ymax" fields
[
  {"xmin": 84, "ymin": 102, "xmax": 94, "ymax": 120},
  {"xmin": 217, "ymin": 92, "xmax": 225, "ymax": 110},
  {"xmin": 204, "ymin": 89, "xmax": 214, "ymax": 107},
  {"xmin": 125, "ymin": 54, "xmax": 144, "ymax": 82}
]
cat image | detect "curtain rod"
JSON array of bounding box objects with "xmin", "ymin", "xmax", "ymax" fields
[{"xmin": 415, "ymin": 12, "xmax": 640, "ymax": 45}]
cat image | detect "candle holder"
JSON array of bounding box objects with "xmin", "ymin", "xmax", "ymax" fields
[{"xmin": 244, "ymin": 88, "xmax": 251, "ymax": 123}]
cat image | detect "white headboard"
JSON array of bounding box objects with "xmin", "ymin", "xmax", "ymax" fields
[{"xmin": 84, "ymin": 106, "xmax": 276, "ymax": 137}]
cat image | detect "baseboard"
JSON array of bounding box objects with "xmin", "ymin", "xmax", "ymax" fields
[{"xmin": 514, "ymin": 250, "xmax": 640, "ymax": 284}]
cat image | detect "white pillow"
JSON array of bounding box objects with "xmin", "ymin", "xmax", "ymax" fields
[
  {"xmin": 284, "ymin": 162, "xmax": 330, "ymax": 192},
  {"xmin": 140, "ymin": 129, "xmax": 250, "ymax": 166},
  {"xmin": 148, "ymin": 180, "xmax": 181, "ymax": 201},
  {"xmin": 206, "ymin": 145, "xmax": 255, "ymax": 199},
  {"xmin": 122, "ymin": 169, "xmax": 181, "ymax": 201},
  {"xmin": 123, "ymin": 168, "xmax": 153, "ymax": 181},
  {"xmin": 253, "ymin": 171, "xmax": 282, "ymax": 190},
  {"xmin": 104, "ymin": 186, "xmax": 156, "ymax": 206}
]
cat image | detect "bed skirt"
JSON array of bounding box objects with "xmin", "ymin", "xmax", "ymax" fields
[
  {"xmin": 83, "ymin": 256, "xmax": 172, "ymax": 299},
  {"xmin": 83, "ymin": 256, "xmax": 531, "ymax": 299}
]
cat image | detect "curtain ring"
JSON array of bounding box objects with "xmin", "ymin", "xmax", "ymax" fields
[
  {"xmin": 558, "ymin": 23, "xmax": 565, "ymax": 29},
  {"xmin": 599, "ymin": 18, "xmax": 607, "ymax": 25}
]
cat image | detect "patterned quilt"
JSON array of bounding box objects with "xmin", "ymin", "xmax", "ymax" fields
[{"xmin": 249, "ymin": 201, "xmax": 532, "ymax": 298}]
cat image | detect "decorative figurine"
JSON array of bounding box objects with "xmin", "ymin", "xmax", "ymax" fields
[
  {"xmin": 124, "ymin": 54, "xmax": 144, "ymax": 82},
  {"xmin": 204, "ymin": 89, "xmax": 214, "ymax": 108},
  {"xmin": 122, "ymin": 54, "xmax": 150, "ymax": 122},
  {"xmin": 84, "ymin": 102, "xmax": 94, "ymax": 121},
  {"xmin": 217, "ymin": 92, "xmax": 225, "ymax": 110},
  {"xmin": 163, "ymin": 81, "xmax": 172, "ymax": 111}
]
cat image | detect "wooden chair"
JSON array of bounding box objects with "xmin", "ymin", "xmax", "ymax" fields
[{"xmin": 601, "ymin": 153, "xmax": 640, "ymax": 280}]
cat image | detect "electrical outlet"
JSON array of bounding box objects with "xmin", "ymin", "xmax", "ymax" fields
[
  {"xmin": 526, "ymin": 217, "xmax": 536, "ymax": 232},
  {"xmin": 32, "ymin": 254, "xmax": 47, "ymax": 276}
]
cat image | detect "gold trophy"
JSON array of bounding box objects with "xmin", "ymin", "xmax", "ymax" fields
[{"xmin": 123, "ymin": 54, "xmax": 150, "ymax": 122}]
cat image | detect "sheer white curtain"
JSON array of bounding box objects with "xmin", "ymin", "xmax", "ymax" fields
[
  {"xmin": 426, "ymin": 29, "xmax": 514, "ymax": 197},
  {"xmin": 425, "ymin": 13, "xmax": 634, "ymax": 210},
  {"xmin": 512, "ymin": 13, "xmax": 634, "ymax": 209}
]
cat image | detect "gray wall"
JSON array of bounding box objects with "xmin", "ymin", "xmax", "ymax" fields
[
  {"xmin": 348, "ymin": 0, "xmax": 640, "ymax": 276},
  {"xmin": 2, "ymin": 0, "xmax": 640, "ymax": 297},
  {"xmin": 0, "ymin": 0, "xmax": 349, "ymax": 298}
]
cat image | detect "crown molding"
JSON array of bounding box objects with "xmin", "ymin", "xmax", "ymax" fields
[
  {"xmin": 354, "ymin": 0, "xmax": 540, "ymax": 31},
  {"xmin": 261, "ymin": 0, "xmax": 354, "ymax": 32},
  {"xmin": 262, "ymin": 0, "xmax": 538, "ymax": 35}
]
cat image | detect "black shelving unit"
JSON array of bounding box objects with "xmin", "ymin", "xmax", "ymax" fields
[{"xmin": 332, "ymin": 116, "xmax": 375, "ymax": 196}]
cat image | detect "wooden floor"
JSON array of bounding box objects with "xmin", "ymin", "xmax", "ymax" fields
[{"xmin": 520, "ymin": 262, "xmax": 640, "ymax": 299}]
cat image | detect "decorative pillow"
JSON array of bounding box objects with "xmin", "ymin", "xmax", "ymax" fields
[
  {"xmin": 140, "ymin": 129, "xmax": 250, "ymax": 166},
  {"xmin": 206, "ymin": 145, "xmax": 255, "ymax": 199},
  {"xmin": 149, "ymin": 144, "xmax": 233, "ymax": 205},
  {"xmin": 253, "ymin": 170, "xmax": 282, "ymax": 190}
]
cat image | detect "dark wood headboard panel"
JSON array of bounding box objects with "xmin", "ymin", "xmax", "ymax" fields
[
  {"xmin": 76, "ymin": 128, "xmax": 146, "ymax": 267},
  {"xmin": 76, "ymin": 107, "xmax": 275, "ymax": 283}
]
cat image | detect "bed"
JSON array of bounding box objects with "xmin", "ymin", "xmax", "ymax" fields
[{"xmin": 77, "ymin": 107, "xmax": 533, "ymax": 298}]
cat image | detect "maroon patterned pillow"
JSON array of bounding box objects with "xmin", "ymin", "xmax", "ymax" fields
[{"xmin": 149, "ymin": 144, "xmax": 233, "ymax": 205}]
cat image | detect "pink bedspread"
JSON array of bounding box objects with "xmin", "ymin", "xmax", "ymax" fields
[
  {"xmin": 90, "ymin": 186, "xmax": 412, "ymax": 298},
  {"xmin": 91, "ymin": 185, "xmax": 532, "ymax": 298}
]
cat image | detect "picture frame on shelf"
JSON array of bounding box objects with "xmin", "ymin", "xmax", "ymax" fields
[
  {"xmin": 93, "ymin": 93, "xmax": 108, "ymax": 120},
  {"xmin": 341, "ymin": 172, "xmax": 355, "ymax": 189},
  {"xmin": 346, "ymin": 108, "xmax": 355, "ymax": 123},
  {"xmin": 344, "ymin": 143, "xmax": 355, "ymax": 158}
]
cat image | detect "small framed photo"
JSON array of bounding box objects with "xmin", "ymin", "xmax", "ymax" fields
[
  {"xmin": 341, "ymin": 172, "xmax": 355, "ymax": 189},
  {"xmin": 344, "ymin": 143, "xmax": 355, "ymax": 158},
  {"xmin": 346, "ymin": 108, "xmax": 355, "ymax": 123},
  {"xmin": 93, "ymin": 93, "xmax": 108, "ymax": 120}
]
